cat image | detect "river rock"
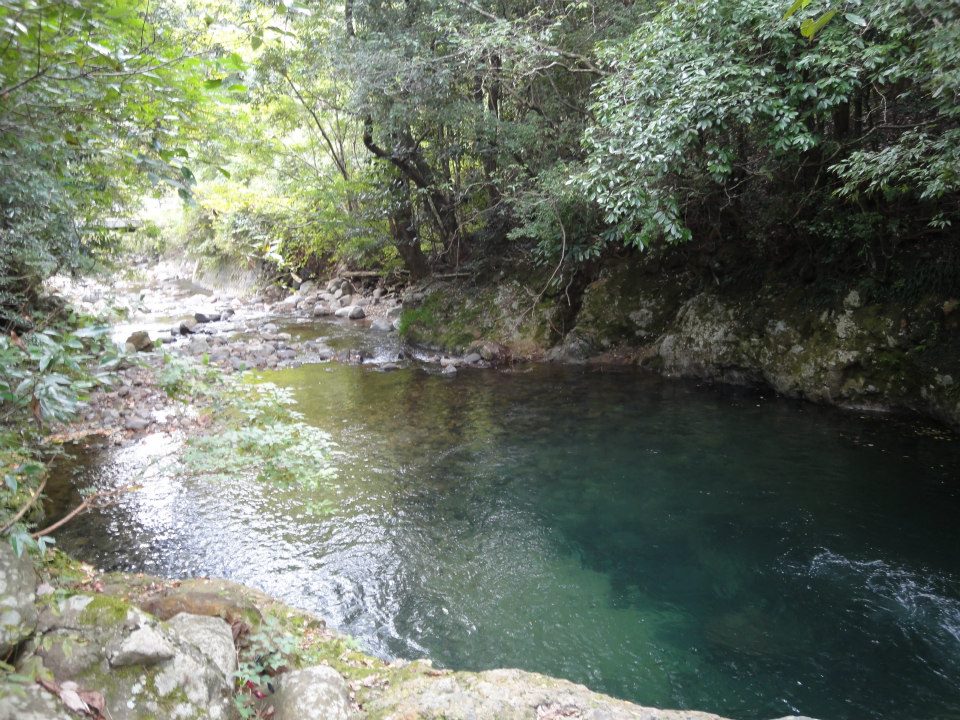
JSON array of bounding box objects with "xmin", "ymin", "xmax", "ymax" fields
[
  {"xmin": 166, "ymin": 613, "xmax": 237, "ymax": 678},
  {"xmin": 107, "ymin": 624, "xmax": 176, "ymax": 666},
  {"xmin": 125, "ymin": 331, "xmax": 153, "ymax": 352},
  {"xmin": 339, "ymin": 294, "xmax": 353, "ymax": 307},
  {"xmin": 334, "ymin": 306, "xmax": 351, "ymax": 318},
  {"xmin": 387, "ymin": 305, "xmax": 403, "ymax": 319},
  {"xmin": 272, "ymin": 665, "xmax": 353, "ymax": 720},
  {"xmin": 187, "ymin": 336, "xmax": 210, "ymax": 354},
  {"xmin": 370, "ymin": 318, "xmax": 393, "ymax": 332},
  {"xmin": 124, "ymin": 415, "xmax": 151, "ymax": 432},
  {"xmin": 313, "ymin": 303, "xmax": 333, "ymax": 317},
  {"xmin": 179, "ymin": 318, "xmax": 198, "ymax": 335},
  {"xmin": 366, "ymin": 667, "xmax": 732, "ymax": 720},
  {"xmin": 0, "ymin": 542, "xmax": 38, "ymax": 656},
  {"xmin": 442, "ymin": 364, "xmax": 458, "ymax": 376},
  {"xmin": 0, "ymin": 681, "xmax": 75, "ymax": 720},
  {"xmin": 348, "ymin": 306, "xmax": 366, "ymax": 320},
  {"xmin": 194, "ymin": 311, "xmax": 221, "ymax": 323},
  {"xmin": 464, "ymin": 352, "xmax": 483, "ymax": 365},
  {"xmin": 21, "ymin": 594, "xmax": 234, "ymax": 720}
]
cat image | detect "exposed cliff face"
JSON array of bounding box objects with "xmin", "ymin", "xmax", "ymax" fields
[{"xmin": 399, "ymin": 260, "xmax": 960, "ymax": 428}]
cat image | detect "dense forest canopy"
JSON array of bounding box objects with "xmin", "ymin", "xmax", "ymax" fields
[{"xmin": 2, "ymin": 0, "xmax": 958, "ymax": 328}]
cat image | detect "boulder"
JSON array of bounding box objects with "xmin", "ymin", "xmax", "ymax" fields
[
  {"xmin": 313, "ymin": 303, "xmax": 333, "ymax": 317},
  {"xmin": 272, "ymin": 665, "xmax": 353, "ymax": 720},
  {"xmin": 370, "ymin": 318, "xmax": 393, "ymax": 332},
  {"xmin": 124, "ymin": 331, "xmax": 153, "ymax": 352},
  {"xmin": 179, "ymin": 318, "xmax": 198, "ymax": 335},
  {"xmin": 366, "ymin": 667, "xmax": 734, "ymax": 720},
  {"xmin": 187, "ymin": 336, "xmax": 210, "ymax": 355},
  {"xmin": 0, "ymin": 542, "xmax": 38, "ymax": 657},
  {"xmin": 0, "ymin": 681, "xmax": 74, "ymax": 720},
  {"xmin": 194, "ymin": 311, "xmax": 221, "ymax": 324},
  {"xmin": 166, "ymin": 613, "xmax": 237, "ymax": 679},
  {"xmin": 21, "ymin": 595, "xmax": 234, "ymax": 720},
  {"xmin": 463, "ymin": 353, "xmax": 483, "ymax": 365},
  {"xmin": 441, "ymin": 365, "xmax": 458, "ymax": 376},
  {"xmin": 123, "ymin": 415, "xmax": 151, "ymax": 432},
  {"xmin": 339, "ymin": 294, "xmax": 353, "ymax": 308},
  {"xmin": 348, "ymin": 306, "xmax": 366, "ymax": 320}
]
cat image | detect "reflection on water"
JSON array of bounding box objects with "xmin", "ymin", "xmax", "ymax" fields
[{"xmin": 47, "ymin": 363, "xmax": 960, "ymax": 720}]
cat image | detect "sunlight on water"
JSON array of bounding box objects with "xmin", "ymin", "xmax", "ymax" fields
[{"xmin": 47, "ymin": 363, "xmax": 960, "ymax": 720}]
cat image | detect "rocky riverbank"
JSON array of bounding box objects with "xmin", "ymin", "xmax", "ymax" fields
[
  {"xmin": 394, "ymin": 257, "xmax": 960, "ymax": 429},
  {"xmin": 0, "ymin": 544, "xmax": 813, "ymax": 720}
]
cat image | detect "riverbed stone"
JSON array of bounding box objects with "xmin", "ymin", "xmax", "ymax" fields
[
  {"xmin": 125, "ymin": 331, "xmax": 153, "ymax": 352},
  {"xmin": 194, "ymin": 311, "xmax": 221, "ymax": 323},
  {"xmin": 179, "ymin": 318, "xmax": 198, "ymax": 334},
  {"xmin": 464, "ymin": 352, "xmax": 483, "ymax": 364},
  {"xmin": 272, "ymin": 665, "xmax": 353, "ymax": 720},
  {"xmin": 123, "ymin": 415, "xmax": 151, "ymax": 432},
  {"xmin": 370, "ymin": 318, "xmax": 393, "ymax": 332},
  {"xmin": 366, "ymin": 668, "xmax": 730, "ymax": 720},
  {"xmin": 166, "ymin": 613, "xmax": 236, "ymax": 678},
  {"xmin": 314, "ymin": 303, "xmax": 333, "ymax": 317},
  {"xmin": 0, "ymin": 542, "xmax": 38, "ymax": 656},
  {"xmin": 187, "ymin": 336, "xmax": 210, "ymax": 354}
]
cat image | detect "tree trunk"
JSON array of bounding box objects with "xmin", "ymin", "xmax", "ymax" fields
[{"xmin": 389, "ymin": 178, "xmax": 429, "ymax": 280}]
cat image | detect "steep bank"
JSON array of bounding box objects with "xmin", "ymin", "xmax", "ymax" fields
[
  {"xmin": 396, "ymin": 257, "xmax": 960, "ymax": 429},
  {"xmin": 1, "ymin": 546, "xmax": 807, "ymax": 720}
]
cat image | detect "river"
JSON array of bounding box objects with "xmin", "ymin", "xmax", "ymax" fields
[{"xmin": 45, "ymin": 335, "xmax": 960, "ymax": 720}]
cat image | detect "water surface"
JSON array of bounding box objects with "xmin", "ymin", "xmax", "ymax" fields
[{"xmin": 48, "ymin": 363, "xmax": 960, "ymax": 720}]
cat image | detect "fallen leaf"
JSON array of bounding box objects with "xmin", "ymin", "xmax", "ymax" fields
[
  {"xmin": 58, "ymin": 681, "xmax": 90, "ymax": 714},
  {"xmin": 78, "ymin": 689, "xmax": 106, "ymax": 718}
]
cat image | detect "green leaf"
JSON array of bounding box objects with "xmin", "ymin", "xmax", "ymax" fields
[
  {"xmin": 844, "ymin": 13, "xmax": 867, "ymax": 27},
  {"xmin": 800, "ymin": 9, "xmax": 837, "ymax": 39},
  {"xmin": 783, "ymin": 0, "xmax": 811, "ymax": 20}
]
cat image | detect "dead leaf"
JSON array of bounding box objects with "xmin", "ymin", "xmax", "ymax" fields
[
  {"xmin": 78, "ymin": 689, "xmax": 106, "ymax": 718},
  {"xmin": 10, "ymin": 330, "xmax": 27, "ymax": 352},
  {"xmin": 58, "ymin": 681, "xmax": 90, "ymax": 715}
]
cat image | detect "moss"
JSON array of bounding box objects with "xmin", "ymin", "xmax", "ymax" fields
[{"xmin": 78, "ymin": 594, "xmax": 133, "ymax": 627}]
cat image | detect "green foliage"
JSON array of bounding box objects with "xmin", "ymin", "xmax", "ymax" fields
[
  {"xmin": 0, "ymin": 320, "xmax": 118, "ymax": 553},
  {"xmin": 181, "ymin": 379, "xmax": 338, "ymax": 495},
  {"xmin": 0, "ymin": 0, "xmax": 224, "ymax": 327},
  {"xmin": 0, "ymin": 323, "xmax": 118, "ymax": 425},
  {"xmin": 578, "ymin": 0, "xmax": 960, "ymax": 248},
  {"xmin": 233, "ymin": 615, "xmax": 298, "ymax": 719}
]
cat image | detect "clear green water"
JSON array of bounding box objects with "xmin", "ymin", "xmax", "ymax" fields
[{"xmin": 50, "ymin": 363, "xmax": 960, "ymax": 720}]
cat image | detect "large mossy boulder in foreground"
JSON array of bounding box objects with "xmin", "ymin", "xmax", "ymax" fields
[{"xmin": 11, "ymin": 592, "xmax": 235, "ymax": 720}]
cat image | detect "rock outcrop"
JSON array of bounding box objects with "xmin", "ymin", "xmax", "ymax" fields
[{"xmin": 0, "ymin": 543, "xmax": 37, "ymax": 657}]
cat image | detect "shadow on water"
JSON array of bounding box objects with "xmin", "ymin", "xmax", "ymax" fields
[{"xmin": 46, "ymin": 362, "xmax": 960, "ymax": 720}]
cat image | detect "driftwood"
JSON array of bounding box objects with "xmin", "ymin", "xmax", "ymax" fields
[{"xmin": 339, "ymin": 270, "xmax": 408, "ymax": 279}]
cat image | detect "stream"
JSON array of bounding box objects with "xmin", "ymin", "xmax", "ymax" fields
[{"xmin": 45, "ymin": 319, "xmax": 960, "ymax": 720}]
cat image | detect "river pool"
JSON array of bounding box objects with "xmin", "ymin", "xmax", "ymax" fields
[{"xmin": 47, "ymin": 361, "xmax": 960, "ymax": 720}]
